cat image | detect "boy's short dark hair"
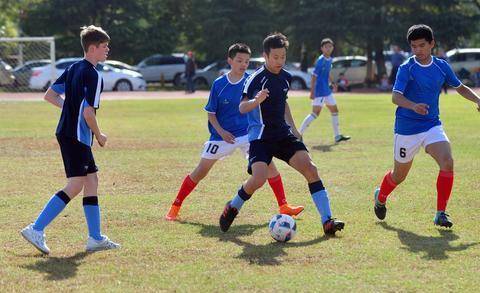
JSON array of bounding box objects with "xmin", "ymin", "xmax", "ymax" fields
[
  {"xmin": 263, "ymin": 33, "xmax": 289, "ymax": 54},
  {"xmin": 228, "ymin": 43, "xmax": 251, "ymax": 59},
  {"xmin": 407, "ymin": 24, "xmax": 434, "ymax": 43},
  {"xmin": 321, "ymin": 38, "xmax": 334, "ymax": 47},
  {"xmin": 80, "ymin": 25, "xmax": 110, "ymax": 53}
]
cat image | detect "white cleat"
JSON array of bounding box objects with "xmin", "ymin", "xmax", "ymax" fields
[
  {"xmin": 20, "ymin": 224, "xmax": 50, "ymax": 255},
  {"xmin": 86, "ymin": 235, "xmax": 120, "ymax": 252}
]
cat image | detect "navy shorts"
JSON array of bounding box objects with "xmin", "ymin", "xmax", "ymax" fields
[
  {"xmin": 57, "ymin": 135, "xmax": 98, "ymax": 178},
  {"xmin": 247, "ymin": 134, "xmax": 308, "ymax": 174}
]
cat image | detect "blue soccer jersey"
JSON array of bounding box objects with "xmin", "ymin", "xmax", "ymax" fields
[
  {"xmin": 204, "ymin": 73, "xmax": 249, "ymax": 141},
  {"xmin": 52, "ymin": 59, "xmax": 104, "ymax": 146},
  {"xmin": 243, "ymin": 65, "xmax": 292, "ymax": 141},
  {"xmin": 313, "ymin": 55, "xmax": 333, "ymax": 97},
  {"xmin": 393, "ymin": 56, "xmax": 461, "ymax": 135}
]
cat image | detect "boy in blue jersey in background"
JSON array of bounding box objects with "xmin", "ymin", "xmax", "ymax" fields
[
  {"xmin": 219, "ymin": 33, "xmax": 345, "ymax": 235},
  {"xmin": 21, "ymin": 25, "xmax": 120, "ymax": 254},
  {"xmin": 299, "ymin": 38, "xmax": 350, "ymax": 143},
  {"xmin": 373, "ymin": 24, "xmax": 480, "ymax": 228},
  {"xmin": 165, "ymin": 43, "xmax": 304, "ymax": 221}
]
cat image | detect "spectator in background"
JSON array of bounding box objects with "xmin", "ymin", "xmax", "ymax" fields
[
  {"xmin": 336, "ymin": 73, "xmax": 349, "ymax": 92},
  {"xmin": 378, "ymin": 73, "xmax": 391, "ymax": 92},
  {"xmin": 185, "ymin": 51, "xmax": 197, "ymax": 94},
  {"xmin": 389, "ymin": 45, "xmax": 405, "ymax": 85},
  {"xmin": 473, "ymin": 67, "xmax": 480, "ymax": 88}
]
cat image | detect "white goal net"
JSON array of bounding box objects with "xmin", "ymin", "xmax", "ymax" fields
[{"xmin": 0, "ymin": 37, "xmax": 55, "ymax": 92}]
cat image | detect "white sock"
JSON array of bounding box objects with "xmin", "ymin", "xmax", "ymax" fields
[
  {"xmin": 331, "ymin": 113, "xmax": 340, "ymax": 137},
  {"xmin": 299, "ymin": 113, "xmax": 317, "ymax": 135}
]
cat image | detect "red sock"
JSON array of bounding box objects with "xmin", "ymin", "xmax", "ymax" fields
[
  {"xmin": 268, "ymin": 174, "xmax": 287, "ymax": 207},
  {"xmin": 437, "ymin": 170, "xmax": 454, "ymax": 211},
  {"xmin": 173, "ymin": 175, "xmax": 197, "ymax": 206},
  {"xmin": 378, "ymin": 171, "xmax": 398, "ymax": 203}
]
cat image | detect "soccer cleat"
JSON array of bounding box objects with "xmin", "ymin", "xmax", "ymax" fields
[
  {"xmin": 165, "ymin": 205, "xmax": 181, "ymax": 221},
  {"xmin": 86, "ymin": 235, "xmax": 121, "ymax": 252},
  {"xmin": 434, "ymin": 212, "xmax": 453, "ymax": 228},
  {"xmin": 323, "ymin": 218, "xmax": 345, "ymax": 235},
  {"xmin": 219, "ymin": 201, "xmax": 238, "ymax": 232},
  {"xmin": 279, "ymin": 204, "xmax": 305, "ymax": 217},
  {"xmin": 374, "ymin": 187, "xmax": 387, "ymax": 220},
  {"xmin": 20, "ymin": 224, "xmax": 50, "ymax": 255},
  {"xmin": 335, "ymin": 134, "xmax": 351, "ymax": 143}
]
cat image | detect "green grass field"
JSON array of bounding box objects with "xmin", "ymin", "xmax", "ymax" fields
[{"xmin": 1, "ymin": 93, "xmax": 479, "ymax": 291}]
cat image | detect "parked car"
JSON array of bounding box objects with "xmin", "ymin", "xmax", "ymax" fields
[
  {"xmin": 105, "ymin": 60, "xmax": 139, "ymax": 72},
  {"xmin": 329, "ymin": 56, "xmax": 373, "ymax": 86},
  {"xmin": 0, "ymin": 60, "xmax": 15, "ymax": 87},
  {"xmin": 446, "ymin": 48, "xmax": 480, "ymax": 85},
  {"xmin": 219, "ymin": 57, "xmax": 310, "ymax": 90},
  {"xmin": 179, "ymin": 61, "xmax": 227, "ymax": 88},
  {"xmin": 12, "ymin": 59, "xmax": 51, "ymax": 87},
  {"xmin": 137, "ymin": 54, "xmax": 185, "ymax": 85},
  {"xmin": 29, "ymin": 58, "xmax": 146, "ymax": 91}
]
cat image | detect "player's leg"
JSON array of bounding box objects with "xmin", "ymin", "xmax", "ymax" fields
[
  {"xmin": 426, "ymin": 139, "xmax": 454, "ymax": 228},
  {"xmin": 299, "ymin": 100, "xmax": 323, "ymax": 135},
  {"xmin": 267, "ymin": 161, "xmax": 304, "ymax": 216},
  {"xmin": 288, "ymin": 150, "xmax": 344, "ymax": 235},
  {"xmin": 83, "ymin": 171, "xmax": 120, "ymax": 252},
  {"xmin": 325, "ymin": 95, "xmax": 350, "ymax": 142}
]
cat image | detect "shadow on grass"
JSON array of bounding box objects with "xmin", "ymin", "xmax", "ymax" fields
[
  {"xmin": 21, "ymin": 251, "xmax": 88, "ymax": 280},
  {"xmin": 311, "ymin": 143, "xmax": 337, "ymax": 153},
  {"xmin": 378, "ymin": 222, "xmax": 479, "ymax": 260},
  {"xmin": 181, "ymin": 220, "xmax": 327, "ymax": 266}
]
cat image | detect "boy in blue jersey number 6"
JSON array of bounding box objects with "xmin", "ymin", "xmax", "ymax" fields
[
  {"xmin": 373, "ymin": 25, "xmax": 480, "ymax": 228},
  {"xmin": 21, "ymin": 26, "xmax": 120, "ymax": 254},
  {"xmin": 219, "ymin": 33, "xmax": 345, "ymax": 235},
  {"xmin": 165, "ymin": 43, "xmax": 304, "ymax": 221}
]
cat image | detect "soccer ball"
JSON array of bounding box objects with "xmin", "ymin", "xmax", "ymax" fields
[{"xmin": 268, "ymin": 214, "xmax": 297, "ymax": 242}]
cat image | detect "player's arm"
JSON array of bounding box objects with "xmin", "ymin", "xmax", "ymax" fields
[
  {"xmin": 239, "ymin": 90, "xmax": 269, "ymax": 114},
  {"xmin": 43, "ymin": 88, "xmax": 64, "ymax": 109},
  {"xmin": 207, "ymin": 113, "xmax": 235, "ymax": 144},
  {"xmin": 329, "ymin": 72, "xmax": 337, "ymax": 92},
  {"xmin": 392, "ymin": 91, "xmax": 429, "ymax": 115},
  {"xmin": 83, "ymin": 70, "xmax": 106, "ymax": 147},
  {"xmin": 456, "ymin": 85, "xmax": 480, "ymax": 111},
  {"xmin": 83, "ymin": 106, "xmax": 106, "ymax": 147},
  {"xmin": 309, "ymin": 74, "xmax": 316, "ymax": 100},
  {"xmin": 284, "ymin": 101, "xmax": 301, "ymax": 139}
]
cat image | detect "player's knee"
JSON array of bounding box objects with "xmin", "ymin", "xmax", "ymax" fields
[
  {"xmin": 303, "ymin": 163, "xmax": 319, "ymax": 181},
  {"xmin": 313, "ymin": 109, "xmax": 321, "ymax": 116}
]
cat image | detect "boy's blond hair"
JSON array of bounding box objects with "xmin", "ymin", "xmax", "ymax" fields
[{"xmin": 80, "ymin": 25, "xmax": 110, "ymax": 53}]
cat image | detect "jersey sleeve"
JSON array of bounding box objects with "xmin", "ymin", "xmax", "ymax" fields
[
  {"xmin": 312, "ymin": 59, "xmax": 322, "ymax": 76},
  {"xmin": 243, "ymin": 74, "xmax": 258, "ymax": 100},
  {"xmin": 443, "ymin": 62, "xmax": 462, "ymax": 88},
  {"xmin": 392, "ymin": 64, "xmax": 409, "ymax": 94},
  {"xmin": 204, "ymin": 82, "xmax": 218, "ymax": 113},
  {"xmin": 50, "ymin": 69, "xmax": 67, "ymax": 95},
  {"xmin": 84, "ymin": 69, "xmax": 102, "ymax": 109}
]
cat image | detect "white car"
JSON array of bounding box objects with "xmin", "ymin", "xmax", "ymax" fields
[
  {"xmin": 219, "ymin": 57, "xmax": 311, "ymax": 90},
  {"xmin": 446, "ymin": 48, "xmax": 480, "ymax": 85},
  {"xmin": 29, "ymin": 58, "xmax": 146, "ymax": 91}
]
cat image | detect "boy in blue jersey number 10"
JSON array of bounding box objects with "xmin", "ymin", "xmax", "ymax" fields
[
  {"xmin": 21, "ymin": 26, "xmax": 120, "ymax": 254},
  {"xmin": 373, "ymin": 24, "xmax": 480, "ymax": 228},
  {"xmin": 219, "ymin": 33, "xmax": 344, "ymax": 235},
  {"xmin": 299, "ymin": 38, "xmax": 350, "ymax": 143},
  {"xmin": 165, "ymin": 43, "xmax": 304, "ymax": 221}
]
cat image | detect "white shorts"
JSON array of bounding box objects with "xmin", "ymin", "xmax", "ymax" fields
[
  {"xmin": 201, "ymin": 134, "xmax": 249, "ymax": 160},
  {"xmin": 312, "ymin": 94, "xmax": 336, "ymax": 107},
  {"xmin": 394, "ymin": 125, "xmax": 449, "ymax": 163}
]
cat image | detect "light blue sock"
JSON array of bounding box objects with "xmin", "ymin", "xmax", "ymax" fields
[
  {"xmin": 83, "ymin": 196, "xmax": 102, "ymax": 240},
  {"xmin": 311, "ymin": 189, "xmax": 332, "ymax": 224},
  {"xmin": 33, "ymin": 191, "xmax": 70, "ymax": 231},
  {"xmin": 230, "ymin": 194, "xmax": 245, "ymax": 211}
]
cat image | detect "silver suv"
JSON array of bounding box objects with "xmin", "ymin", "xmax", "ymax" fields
[{"xmin": 137, "ymin": 54, "xmax": 185, "ymax": 85}]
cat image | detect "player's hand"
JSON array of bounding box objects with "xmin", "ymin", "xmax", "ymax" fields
[
  {"xmin": 255, "ymin": 89, "xmax": 269, "ymax": 104},
  {"xmin": 309, "ymin": 92, "xmax": 314, "ymax": 100},
  {"xmin": 220, "ymin": 130, "xmax": 235, "ymax": 144},
  {"xmin": 96, "ymin": 132, "xmax": 107, "ymax": 147},
  {"xmin": 412, "ymin": 103, "xmax": 429, "ymax": 115}
]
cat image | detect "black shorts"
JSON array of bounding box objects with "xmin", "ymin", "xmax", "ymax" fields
[
  {"xmin": 57, "ymin": 135, "xmax": 98, "ymax": 178},
  {"xmin": 247, "ymin": 134, "xmax": 308, "ymax": 174}
]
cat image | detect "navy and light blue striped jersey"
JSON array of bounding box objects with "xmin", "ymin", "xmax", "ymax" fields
[
  {"xmin": 313, "ymin": 55, "xmax": 333, "ymax": 97},
  {"xmin": 52, "ymin": 59, "xmax": 103, "ymax": 146},
  {"xmin": 204, "ymin": 73, "xmax": 249, "ymax": 141},
  {"xmin": 393, "ymin": 56, "xmax": 461, "ymax": 135},
  {"xmin": 243, "ymin": 65, "xmax": 292, "ymax": 142}
]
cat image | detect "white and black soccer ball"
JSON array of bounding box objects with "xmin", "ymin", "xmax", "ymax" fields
[{"xmin": 268, "ymin": 214, "xmax": 297, "ymax": 242}]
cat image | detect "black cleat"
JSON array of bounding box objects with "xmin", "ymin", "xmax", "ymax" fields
[
  {"xmin": 374, "ymin": 188, "xmax": 387, "ymax": 220},
  {"xmin": 323, "ymin": 218, "xmax": 345, "ymax": 235},
  {"xmin": 434, "ymin": 212, "xmax": 453, "ymax": 228},
  {"xmin": 219, "ymin": 201, "xmax": 238, "ymax": 232},
  {"xmin": 335, "ymin": 134, "xmax": 351, "ymax": 143}
]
